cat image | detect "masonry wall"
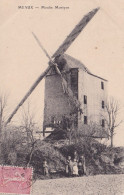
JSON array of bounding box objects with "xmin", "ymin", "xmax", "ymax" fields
[
  {"xmin": 43, "ymin": 74, "xmax": 72, "ymax": 127},
  {"xmin": 78, "ymin": 70, "xmax": 108, "ymax": 131}
]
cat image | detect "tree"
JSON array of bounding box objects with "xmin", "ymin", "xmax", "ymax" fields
[
  {"xmin": 21, "ymin": 101, "xmax": 38, "ymax": 166},
  {"xmin": 21, "ymin": 101, "xmax": 36, "ymax": 143},
  {"xmin": 105, "ymin": 97, "xmax": 122, "ymax": 147}
]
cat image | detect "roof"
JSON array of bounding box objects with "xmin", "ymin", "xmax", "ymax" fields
[
  {"xmin": 63, "ymin": 54, "xmax": 91, "ymax": 73},
  {"xmin": 63, "ymin": 54, "xmax": 107, "ymax": 81}
]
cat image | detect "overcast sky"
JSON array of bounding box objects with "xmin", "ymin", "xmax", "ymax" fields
[{"xmin": 0, "ymin": 0, "xmax": 124, "ymax": 146}]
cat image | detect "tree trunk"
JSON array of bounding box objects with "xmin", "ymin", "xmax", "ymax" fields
[
  {"xmin": 27, "ymin": 147, "xmax": 34, "ymax": 167},
  {"xmin": 111, "ymin": 132, "xmax": 113, "ymax": 147}
]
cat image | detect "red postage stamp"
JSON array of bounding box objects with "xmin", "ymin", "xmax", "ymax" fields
[{"xmin": 0, "ymin": 166, "xmax": 33, "ymax": 194}]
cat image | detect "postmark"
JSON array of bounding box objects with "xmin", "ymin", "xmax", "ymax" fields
[{"xmin": 0, "ymin": 166, "xmax": 33, "ymax": 194}]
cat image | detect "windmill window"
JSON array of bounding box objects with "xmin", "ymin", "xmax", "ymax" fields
[
  {"xmin": 101, "ymin": 81, "xmax": 104, "ymax": 90},
  {"xmin": 102, "ymin": 101, "xmax": 104, "ymax": 109},
  {"xmin": 84, "ymin": 95, "xmax": 87, "ymax": 104},
  {"xmin": 84, "ymin": 116, "xmax": 87, "ymax": 124},
  {"xmin": 101, "ymin": 119, "xmax": 105, "ymax": 127}
]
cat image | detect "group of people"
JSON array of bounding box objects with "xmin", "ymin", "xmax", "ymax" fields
[
  {"xmin": 66, "ymin": 151, "xmax": 86, "ymax": 177},
  {"xmin": 42, "ymin": 151, "xmax": 86, "ymax": 177}
]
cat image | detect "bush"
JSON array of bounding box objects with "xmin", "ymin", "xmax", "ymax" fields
[
  {"xmin": 30, "ymin": 141, "xmax": 66, "ymax": 178},
  {"xmin": 0, "ymin": 126, "xmax": 123, "ymax": 179},
  {"xmin": 0, "ymin": 127, "xmax": 66, "ymax": 179}
]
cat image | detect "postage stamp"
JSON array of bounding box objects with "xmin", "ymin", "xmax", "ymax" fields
[{"xmin": 0, "ymin": 166, "xmax": 33, "ymax": 194}]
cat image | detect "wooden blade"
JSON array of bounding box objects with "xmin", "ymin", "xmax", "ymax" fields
[
  {"xmin": 52, "ymin": 7, "xmax": 99, "ymax": 58},
  {"xmin": 32, "ymin": 32, "xmax": 67, "ymax": 94},
  {"xmin": 6, "ymin": 65, "xmax": 52, "ymax": 125},
  {"xmin": 32, "ymin": 32, "xmax": 52, "ymax": 61}
]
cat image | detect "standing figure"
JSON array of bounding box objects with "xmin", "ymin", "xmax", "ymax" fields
[
  {"xmin": 43, "ymin": 159, "xmax": 49, "ymax": 176},
  {"xmin": 72, "ymin": 158, "xmax": 78, "ymax": 176},
  {"xmin": 78, "ymin": 155, "xmax": 87, "ymax": 176},
  {"xmin": 66, "ymin": 156, "xmax": 73, "ymax": 176},
  {"xmin": 78, "ymin": 160, "xmax": 84, "ymax": 176},
  {"xmin": 73, "ymin": 150, "xmax": 79, "ymax": 162}
]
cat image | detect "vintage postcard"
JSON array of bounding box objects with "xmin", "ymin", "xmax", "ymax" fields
[{"xmin": 0, "ymin": 0, "xmax": 124, "ymax": 194}]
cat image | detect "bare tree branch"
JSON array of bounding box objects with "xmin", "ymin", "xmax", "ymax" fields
[
  {"xmin": 105, "ymin": 97, "xmax": 122, "ymax": 147},
  {"xmin": 20, "ymin": 101, "xmax": 38, "ymax": 166}
]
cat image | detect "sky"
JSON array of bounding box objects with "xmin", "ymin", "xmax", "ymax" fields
[{"xmin": 0, "ymin": 0, "xmax": 124, "ymax": 146}]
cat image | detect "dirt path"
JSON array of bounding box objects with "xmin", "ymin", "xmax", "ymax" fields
[{"xmin": 32, "ymin": 174, "xmax": 124, "ymax": 195}]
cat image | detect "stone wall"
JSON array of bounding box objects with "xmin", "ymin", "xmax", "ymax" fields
[
  {"xmin": 78, "ymin": 69, "xmax": 108, "ymax": 133},
  {"xmin": 43, "ymin": 74, "xmax": 73, "ymax": 127}
]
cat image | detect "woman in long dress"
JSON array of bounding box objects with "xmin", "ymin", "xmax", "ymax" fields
[{"xmin": 72, "ymin": 158, "xmax": 78, "ymax": 176}]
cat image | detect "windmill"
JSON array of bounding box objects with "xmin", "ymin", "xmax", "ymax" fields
[{"xmin": 5, "ymin": 8, "xmax": 100, "ymax": 136}]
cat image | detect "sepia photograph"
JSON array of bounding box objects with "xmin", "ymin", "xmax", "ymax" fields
[{"xmin": 0, "ymin": 0, "xmax": 124, "ymax": 194}]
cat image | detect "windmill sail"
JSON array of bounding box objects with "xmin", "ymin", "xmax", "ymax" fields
[
  {"xmin": 52, "ymin": 8, "xmax": 99, "ymax": 58},
  {"xmin": 32, "ymin": 32, "xmax": 66, "ymax": 92},
  {"xmin": 6, "ymin": 66, "xmax": 52, "ymax": 124},
  {"xmin": 32, "ymin": 32, "xmax": 52, "ymax": 61}
]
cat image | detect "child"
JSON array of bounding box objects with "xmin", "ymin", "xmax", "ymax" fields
[{"xmin": 43, "ymin": 159, "xmax": 49, "ymax": 176}]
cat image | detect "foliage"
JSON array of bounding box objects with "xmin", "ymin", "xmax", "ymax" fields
[
  {"xmin": 0, "ymin": 125, "xmax": 66, "ymax": 179},
  {"xmin": 0, "ymin": 125, "xmax": 123, "ymax": 179},
  {"xmin": 59, "ymin": 137, "xmax": 124, "ymax": 175}
]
